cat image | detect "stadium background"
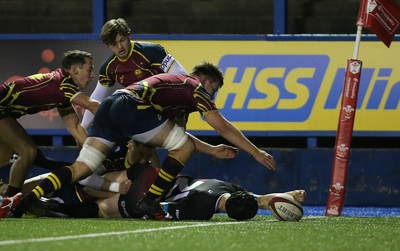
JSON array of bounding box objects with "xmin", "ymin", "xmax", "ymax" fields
[{"xmin": 0, "ymin": 0, "xmax": 399, "ymax": 207}]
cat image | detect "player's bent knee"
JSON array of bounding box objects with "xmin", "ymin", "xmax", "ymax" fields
[
  {"xmin": 97, "ymin": 201, "xmax": 109, "ymax": 218},
  {"xmin": 76, "ymin": 143, "xmax": 106, "ymax": 172},
  {"xmin": 19, "ymin": 145, "xmax": 37, "ymax": 160},
  {"xmin": 68, "ymin": 163, "xmax": 92, "ymax": 182},
  {"xmin": 162, "ymin": 124, "xmax": 188, "ymax": 151}
]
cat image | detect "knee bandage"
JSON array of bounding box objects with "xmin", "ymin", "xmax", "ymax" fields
[
  {"xmin": 162, "ymin": 124, "xmax": 188, "ymax": 151},
  {"xmin": 76, "ymin": 143, "xmax": 107, "ymax": 172}
]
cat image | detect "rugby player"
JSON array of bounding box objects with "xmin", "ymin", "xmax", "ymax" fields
[
  {"xmin": 0, "ymin": 50, "xmax": 99, "ymax": 198},
  {"xmin": 3, "ymin": 62, "xmax": 275, "ymax": 220},
  {"xmin": 81, "ymin": 18, "xmax": 188, "ymax": 167},
  {"xmin": 4, "ymin": 163, "xmax": 305, "ymax": 221}
]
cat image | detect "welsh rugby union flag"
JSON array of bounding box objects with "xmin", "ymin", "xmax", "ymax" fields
[{"xmin": 357, "ymin": 0, "xmax": 400, "ymax": 47}]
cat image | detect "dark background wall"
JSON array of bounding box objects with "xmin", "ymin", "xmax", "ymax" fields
[
  {"xmin": 0, "ymin": 0, "xmax": 365, "ymax": 34},
  {"xmin": 0, "ymin": 0, "xmax": 399, "ymax": 207},
  {"xmin": 1, "ymin": 146, "xmax": 399, "ymax": 206}
]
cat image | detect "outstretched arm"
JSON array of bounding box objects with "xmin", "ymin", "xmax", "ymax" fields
[
  {"xmin": 79, "ymin": 173, "xmax": 132, "ymax": 194},
  {"xmin": 81, "ymin": 82, "xmax": 113, "ymax": 129},
  {"xmin": 254, "ymin": 190, "xmax": 306, "ymax": 209},
  {"xmin": 187, "ymin": 133, "xmax": 238, "ymax": 159},
  {"xmin": 58, "ymin": 105, "xmax": 87, "ymax": 148},
  {"xmin": 71, "ymin": 92, "xmax": 101, "ymax": 116},
  {"xmin": 204, "ymin": 111, "xmax": 276, "ymax": 170}
]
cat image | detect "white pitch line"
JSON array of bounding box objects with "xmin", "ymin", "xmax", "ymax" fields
[{"xmin": 0, "ymin": 221, "xmax": 248, "ymax": 246}]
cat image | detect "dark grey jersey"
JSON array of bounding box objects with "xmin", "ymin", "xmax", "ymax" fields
[
  {"xmin": 162, "ymin": 176, "xmax": 246, "ymax": 220},
  {"xmin": 119, "ymin": 164, "xmax": 247, "ymax": 220}
]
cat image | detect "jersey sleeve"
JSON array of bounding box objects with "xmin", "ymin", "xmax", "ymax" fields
[
  {"xmin": 98, "ymin": 54, "xmax": 117, "ymax": 87},
  {"xmin": 135, "ymin": 42, "xmax": 168, "ymax": 65},
  {"xmin": 194, "ymin": 85, "xmax": 219, "ymax": 117},
  {"xmin": 135, "ymin": 42, "xmax": 184, "ymax": 74},
  {"xmin": 60, "ymin": 81, "xmax": 81, "ymax": 108}
]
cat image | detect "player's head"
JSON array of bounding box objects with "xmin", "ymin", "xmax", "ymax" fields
[
  {"xmin": 101, "ymin": 18, "xmax": 131, "ymax": 46},
  {"xmin": 192, "ymin": 62, "xmax": 224, "ymax": 88},
  {"xmin": 225, "ymin": 191, "xmax": 258, "ymax": 220},
  {"xmin": 62, "ymin": 50, "xmax": 93, "ymax": 70},
  {"xmin": 62, "ymin": 50, "xmax": 95, "ymax": 89}
]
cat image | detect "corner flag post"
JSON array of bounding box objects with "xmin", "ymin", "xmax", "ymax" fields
[
  {"xmin": 325, "ymin": 44, "xmax": 363, "ymax": 217},
  {"xmin": 325, "ymin": 0, "xmax": 400, "ymax": 216}
]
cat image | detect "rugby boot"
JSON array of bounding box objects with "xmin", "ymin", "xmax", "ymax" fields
[
  {"xmin": 0, "ymin": 192, "xmax": 22, "ymax": 218},
  {"xmin": 136, "ymin": 197, "xmax": 172, "ymax": 220}
]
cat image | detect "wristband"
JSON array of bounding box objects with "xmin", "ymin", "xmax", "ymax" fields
[{"xmin": 109, "ymin": 182, "xmax": 120, "ymax": 193}]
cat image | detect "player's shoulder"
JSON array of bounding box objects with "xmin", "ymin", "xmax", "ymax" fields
[
  {"xmin": 41, "ymin": 68, "xmax": 68, "ymax": 83},
  {"xmin": 133, "ymin": 41, "xmax": 166, "ymax": 51},
  {"xmin": 133, "ymin": 41, "xmax": 168, "ymax": 62},
  {"xmin": 101, "ymin": 53, "xmax": 118, "ymax": 66},
  {"xmin": 99, "ymin": 53, "xmax": 119, "ymax": 74}
]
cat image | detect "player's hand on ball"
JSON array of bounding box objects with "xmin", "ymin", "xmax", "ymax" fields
[{"xmin": 268, "ymin": 193, "xmax": 304, "ymax": 221}]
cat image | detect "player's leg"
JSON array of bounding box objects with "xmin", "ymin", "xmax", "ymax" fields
[
  {"xmin": 32, "ymin": 148, "xmax": 72, "ymax": 171},
  {"xmin": 0, "ymin": 117, "xmax": 37, "ymax": 197},
  {"xmin": 49, "ymin": 201, "xmax": 100, "ymax": 218},
  {"xmin": 134, "ymin": 121, "xmax": 195, "ymax": 219},
  {"xmin": 0, "ymin": 142, "xmax": 13, "ymax": 167},
  {"xmin": 9, "ymin": 137, "xmax": 112, "ymax": 218},
  {"xmin": 21, "ymin": 173, "xmax": 50, "ymax": 194},
  {"xmin": 29, "ymin": 198, "xmax": 101, "ymax": 218},
  {"xmin": 147, "ymin": 147, "xmax": 161, "ymax": 167},
  {"xmin": 97, "ymin": 194, "xmax": 121, "ymax": 218}
]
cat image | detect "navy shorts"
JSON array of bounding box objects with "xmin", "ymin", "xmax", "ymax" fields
[{"xmin": 89, "ymin": 93, "xmax": 166, "ymax": 144}]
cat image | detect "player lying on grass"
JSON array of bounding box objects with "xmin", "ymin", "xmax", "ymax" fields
[{"xmin": 4, "ymin": 163, "xmax": 305, "ymax": 220}]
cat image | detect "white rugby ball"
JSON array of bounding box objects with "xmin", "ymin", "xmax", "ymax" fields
[{"xmin": 268, "ymin": 193, "xmax": 304, "ymax": 221}]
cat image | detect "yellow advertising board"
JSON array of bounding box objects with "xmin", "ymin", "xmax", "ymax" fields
[
  {"xmin": 156, "ymin": 40, "xmax": 400, "ymax": 134},
  {"xmin": 1, "ymin": 40, "xmax": 398, "ymax": 136}
]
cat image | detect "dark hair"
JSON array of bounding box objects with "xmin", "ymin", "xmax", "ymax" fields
[
  {"xmin": 225, "ymin": 191, "xmax": 258, "ymax": 220},
  {"xmin": 191, "ymin": 62, "xmax": 224, "ymax": 87},
  {"xmin": 101, "ymin": 18, "xmax": 131, "ymax": 46},
  {"xmin": 61, "ymin": 50, "xmax": 93, "ymax": 70}
]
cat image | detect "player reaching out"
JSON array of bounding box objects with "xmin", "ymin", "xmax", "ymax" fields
[
  {"xmin": 1, "ymin": 62, "xmax": 275, "ymax": 220},
  {"xmin": 81, "ymin": 17, "xmax": 187, "ymax": 167},
  {"xmin": 15, "ymin": 163, "xmax": 305, "ymax": 220},
  {"xmin": 0, "ymin": 50, "xmax": 99, "ymax": 198}
]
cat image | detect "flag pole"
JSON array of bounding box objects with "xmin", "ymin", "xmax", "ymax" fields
[
  {"xmin": 325, "ymin": 24, "xmax": 364, "ymax": 217},
  {"xmin": 326, "ymin": 0, "xmax": 400, "ymax": 217},
  {"xmin": 353, "ymin": 25, "xmax": 363, "ymax": 59}
]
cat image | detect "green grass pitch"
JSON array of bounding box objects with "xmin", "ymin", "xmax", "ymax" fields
[{"xmin": 1, "ymin": 215, "xmax": 399, "ymax": 251}]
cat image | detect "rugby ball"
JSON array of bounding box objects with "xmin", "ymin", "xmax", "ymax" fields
[{"xmin": 268, "ymin": 193, "xmax": 303, "ymax": 221}]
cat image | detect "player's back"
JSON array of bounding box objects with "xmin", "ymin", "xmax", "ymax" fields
[
  {"xmin": 124, "ymin": 73, "xmax": 216, "ymax": 120},
  {"xmin": 0, "ymin": 69, "xmax": 77, "ymax": 117},
  {"xmin": 162, "ymin": 176, "xmax": 245, "ymax": 220}
]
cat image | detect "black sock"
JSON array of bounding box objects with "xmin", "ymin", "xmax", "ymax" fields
[
  {"xmin": 31, "ymin": 166, "xmax": 73, "ymax": 198},
  {"xmin": 146, "ymin": 155, "xmax": 184, "ymax": 202},
  {"xmin": 13, "ymin": 193, "xmax": 39, "ymax": 218},
  {"xmin": 57, "ymin": 202, "xmax": 99, "ymax": 218},
  {"xmin": 33, "ymin": 149, "xmax": 72, "ymax": 171},
  {"xmin": 13, "ymin": 167, "xmax": 73, "ymax": 218},
  {"xmin": 5, "ymin": 185, "xmax": 21, "ymax": 197}
]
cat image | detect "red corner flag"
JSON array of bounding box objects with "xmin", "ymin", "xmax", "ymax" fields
[{"xmin": 357, "ymin": 0, "xmax": 400, "ymax": 47}]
